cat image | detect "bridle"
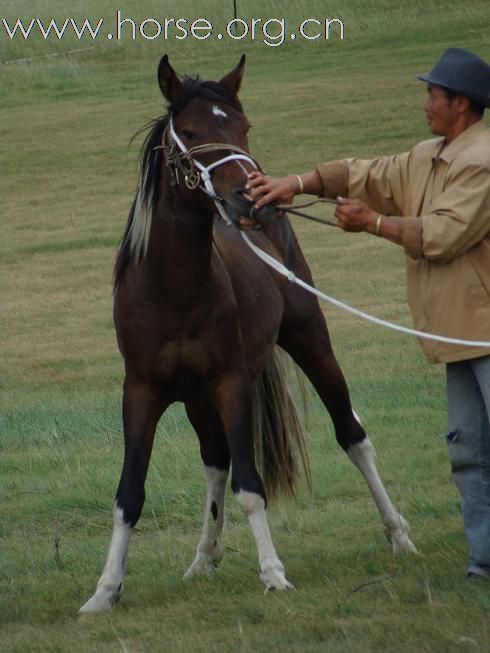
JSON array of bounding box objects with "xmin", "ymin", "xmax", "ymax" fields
[
  {"xmin": 157, "ymin": 115, "xmax": 261, "ymax": 225},
  {"xmin": 157, "ymin": 114, "xmax": 339, "ymax": 230}
]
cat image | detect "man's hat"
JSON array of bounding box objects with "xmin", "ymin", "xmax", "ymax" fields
[{"xmin": 417, "ymin": 47, "xmax": 490, "ymax": 108}]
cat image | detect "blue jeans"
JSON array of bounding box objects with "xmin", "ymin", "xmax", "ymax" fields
[{"xmin": 446, "ymin": 355, "xmax": 490, "ymax": 572}]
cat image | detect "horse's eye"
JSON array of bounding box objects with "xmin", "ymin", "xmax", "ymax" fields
[{"xmin": 181, "ymin": 129, "xmax": 197, "ymax": 141}]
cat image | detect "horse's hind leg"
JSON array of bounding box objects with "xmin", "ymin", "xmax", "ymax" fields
[
  {"xmin": 79, "ymin": 379, "xmax": 164, "ymax": 613},
  {"xmin": 183, "ymin": 401, "xmax": 230, "ymax": 578},
  {"xmin": 344, "ymin": 433, "xmax": 416, "ymax": 552},
  {"xmin": 279, "ymin": 320, "xmax": 417, "ymax": 553}
]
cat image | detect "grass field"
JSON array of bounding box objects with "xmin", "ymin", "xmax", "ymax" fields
[{"xmin": 2, "ymin": 0, "xmax": 490, "ymax": 650}]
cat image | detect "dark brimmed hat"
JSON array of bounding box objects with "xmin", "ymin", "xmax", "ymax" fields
[{"xmin": 416, "ymin": 47, "xmax": 490, "ymax": 108}]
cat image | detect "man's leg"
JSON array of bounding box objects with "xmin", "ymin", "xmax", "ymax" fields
[{"xmin": 446, "ymin": 356, "xmax": 490, "ymax": 578}]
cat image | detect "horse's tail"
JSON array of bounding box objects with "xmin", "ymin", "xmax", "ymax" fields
[{"xmin": 252, "ymin": 347, "xmax": 311, "ymax": 502}]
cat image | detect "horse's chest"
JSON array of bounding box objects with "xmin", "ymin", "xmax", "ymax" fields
[{"xmin": 155, "ymin": 339, "xmax": 210, "ymax": 388}]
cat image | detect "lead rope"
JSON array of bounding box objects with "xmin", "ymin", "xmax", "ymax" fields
[
  {"xmin": 240, "ymin": 231, "xmax": 490, "ymax": 348},
  {"xmin": 275, "ymin": 198, "xmax": 338, "ymax": 227}
]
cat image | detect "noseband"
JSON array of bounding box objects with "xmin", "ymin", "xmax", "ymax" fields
[{"xmin": 157, "ymin": 115, "xmax": 260, "ymax": 225}]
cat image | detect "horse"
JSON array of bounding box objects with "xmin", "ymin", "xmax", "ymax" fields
[{"xmin": 79, "ymin": 55, "xmax": 416, "ymax": 613}]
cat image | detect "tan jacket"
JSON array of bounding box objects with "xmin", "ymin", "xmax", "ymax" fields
[{"xmin": 316, "ymin": 120, "xmax": 490, "ymax": 363}]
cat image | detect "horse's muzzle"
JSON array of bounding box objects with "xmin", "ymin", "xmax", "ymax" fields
[
  {"xmin": 249, "ymin": 203, "xmax": 278, "ymax": 227},
  {"xmin": 223, "ymin": 190, "xmax": 280, "ymax": 230}
]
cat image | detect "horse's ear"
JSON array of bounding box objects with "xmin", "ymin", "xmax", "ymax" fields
[
  {"xmin": 219, "ymin": 54, "xmax": 246, "ymax": 95},
  {"xmin": 158, "ymin": 54, "xmax": 182, "ymax": 102}
]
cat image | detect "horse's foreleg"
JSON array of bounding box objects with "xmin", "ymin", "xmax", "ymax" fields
[
  {"xmin": 215, "ymin": 376, "xmax": 293, "ymax": 591},
  {"xmin": 236, "ymin": 489, "xmax": 294, "ymax": 591},
  {"xmin": 79, "ymin": 380, "xmax": 164, "ymax": 613},
  {"xmin": 280, "ymin": 324, "xmax": 417, "ymax": 554},
  {"xmin": 183, "ymin": 466, "xmax": 228, "ymax": 578},
  {"xmin": 79, "ymin": 503, "xmax": 131, "ymax": 614},
  {"xmin": 184, "ymin": 402, "xmax": 230, "ymax": 578}
]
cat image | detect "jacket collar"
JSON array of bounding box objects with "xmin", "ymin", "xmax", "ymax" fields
[{"xmin": 434, "ymin": 120, "xmax": 488, "ymax": 163}]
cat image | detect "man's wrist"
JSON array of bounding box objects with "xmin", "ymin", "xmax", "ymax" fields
[{"xmin": 293, "ymin": 175, "xmax": 304, "ymax": 194}]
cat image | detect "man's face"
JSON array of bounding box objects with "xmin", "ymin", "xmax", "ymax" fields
[{"xmin": 423, "ymin": 84, "xmax": 458, "ymax": 137}]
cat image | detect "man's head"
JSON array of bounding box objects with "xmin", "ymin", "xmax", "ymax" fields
[
  {"xmin": 423, "ymin": 84, "xmax": 478, "ymax": 138},
  {"xmin": 417, "ymin": 48, "xmax": 489, "ymax": 140},
  {"xmin": 417, "ymin": 48, "xmax": 490, "ymax": 109}
]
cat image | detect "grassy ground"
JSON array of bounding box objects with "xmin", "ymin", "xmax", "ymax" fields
[{"xmin": 2, "ymin": 0, "xmax": 490, "ymax": 650}]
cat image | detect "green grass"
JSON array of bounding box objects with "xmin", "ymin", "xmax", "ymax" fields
[{"xmin": 2, "ymin": 0, "xmax": 490, "ymax": 650}]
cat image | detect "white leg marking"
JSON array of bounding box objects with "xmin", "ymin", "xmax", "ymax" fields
[
  {"xmin": 235, "ymin": 491, "xmax": 294, "ymax": 592},
  {"xmin": 79, "ymin": 505, "xmax": 131, "ymax": 613},
  {"xmin": 184, "ymin": 466, "xmax": 228, "ymax": 579},
  {"xmin": 352, "ymin": 408, "xmax": 363, "ymax": 426},
  {"xmin": 347, "ymin": 438, "xmax": 418, "ymax": 554}
]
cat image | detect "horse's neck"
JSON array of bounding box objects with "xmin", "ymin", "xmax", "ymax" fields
[{"xmin": 146, "ymin": 189, "xmax": 215, "ymax": 298}]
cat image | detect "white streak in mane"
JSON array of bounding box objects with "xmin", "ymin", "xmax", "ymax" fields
[{"xmin": 127, "ymin": 162, "xmax": 152, "ymax": 263}]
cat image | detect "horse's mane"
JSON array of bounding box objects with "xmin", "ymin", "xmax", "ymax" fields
[
  {"xmin": 113, "ymin": 116, "xmax": 167, "ymax": 289},
  {"xmin": 113, "ymin": 77, "xmax": 243, "ymax": 289}
]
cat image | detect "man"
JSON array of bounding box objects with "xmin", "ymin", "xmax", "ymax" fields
[{"xmin": 246, "ymin": 48, "xmax": 490, "ymax": 579}]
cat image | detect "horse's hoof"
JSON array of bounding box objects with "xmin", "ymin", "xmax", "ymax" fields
[
  {"xmin": 260, "ymin": 562, "xmax": 295, "ymax": 592},
  {"xmin": 78, "ymin": 586, "xmax": 120, "ymax": 614},
  {"xmin": 264, "ymin": 577, "xmax": 295, "ymax": 593},
  {"xmin": 386, "ymin": 516, "xmax": 419, "ymax": 554},
  {"xmin": 390, "ymin": 533, "xmax": 419, "ymax": 554},
  {"xmin": 183, "ymin": 554, "xmax": 219, "ymax": 579}
]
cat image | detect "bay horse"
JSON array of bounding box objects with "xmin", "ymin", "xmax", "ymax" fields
[{"xmin": 80, "ymin": 55, "xmax": 416, "ymax": 613}]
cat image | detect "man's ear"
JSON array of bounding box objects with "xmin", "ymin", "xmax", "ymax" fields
[
  {"xmin": 219, "ymin": 55, "xmax": 246, "ymax": 95},
  {"xmin": 456, "ymin": 94, "xmax": 472, "ymax": 114},
  {"xmin": 157, "ymin": 54, "xmax": 182, "ymax": 102}
]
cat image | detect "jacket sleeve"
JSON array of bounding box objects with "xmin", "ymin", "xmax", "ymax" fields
[
  {"xmin": 316, "ymin": 153, "xmax": 411, "ymax": 215},
  {"xmin": 314, "ymin": 161, "xmax": 349, "ymax": 198},
  {"xmin": 401, "ymin": 162, "xmax": 490, "ymax": 262}
]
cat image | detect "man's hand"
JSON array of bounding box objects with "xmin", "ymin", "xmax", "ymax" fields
[
  {"xmin": 335, "ymin": 197, "xmax": 377, "ymax": 233},
  {"xmin": 245, "ymin": 172, "xmax": 299, "ymax": 209}
]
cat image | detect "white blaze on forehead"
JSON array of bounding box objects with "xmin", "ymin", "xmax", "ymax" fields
[{"xmin": 212, "ymin": 105, "xmax": 228, "ymax": 119}]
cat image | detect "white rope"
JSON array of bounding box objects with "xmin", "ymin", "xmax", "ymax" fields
[{"xmin": 241, "ymin": 232, "xmax": 490, "ymax": 348}]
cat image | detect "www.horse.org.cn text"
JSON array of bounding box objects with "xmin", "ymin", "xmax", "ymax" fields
[{"xmin": 2, "ymin": 14, "xmax": 345, "ymax": 47}]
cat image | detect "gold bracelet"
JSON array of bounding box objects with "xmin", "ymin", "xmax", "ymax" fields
[
  {"xmin": 375, "ymin": 214, "xmax": 383, "ymax": 236},
  {"xmin": 294, "ymin": 174, "xmax": 304, "ymax": 195}
]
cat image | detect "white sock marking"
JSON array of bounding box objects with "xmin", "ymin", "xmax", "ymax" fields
[
  {"xmin": 79, "ymin": 504, "xmax": 132, "ymax": 613},
  {"xmin": 235, "ymin": 490, "xmax": 293, "ymax": 591},
  {"xmin": 347, "ymin": 438, "xmax": 417, "ymax": 553},
  {"xmin": 184, "ymin": 466, "xmax": 228, "ymax": 578}
]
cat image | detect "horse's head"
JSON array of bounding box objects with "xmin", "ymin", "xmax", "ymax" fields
[{"xmin": 157, "ymin": 55, "xmax": 279, "ymax": 229}]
